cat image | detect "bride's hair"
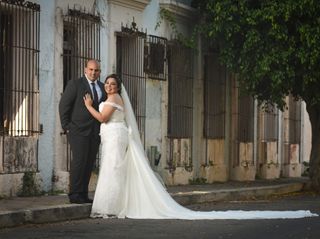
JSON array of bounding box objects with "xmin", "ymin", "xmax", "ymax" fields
[{"xmin": 105, "ymin": 73, "xmax": 122, "ymax": 95}]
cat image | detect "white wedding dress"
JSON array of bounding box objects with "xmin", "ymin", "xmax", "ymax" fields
[{"xmin": 90, "ymin": 85, "xmax": 318, "ymax": 220}]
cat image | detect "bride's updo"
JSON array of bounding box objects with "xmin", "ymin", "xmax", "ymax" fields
[{"xmin": 105, "ymin": 73, "xmax": 122, "ymax": 95}]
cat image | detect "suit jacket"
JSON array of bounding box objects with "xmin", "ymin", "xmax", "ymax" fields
[{"xmin": 59, "ymin": 76, "xmax": 107, "ymax": 136}]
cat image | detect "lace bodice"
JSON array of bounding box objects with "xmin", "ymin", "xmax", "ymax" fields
[
  {"xmin": 92, "ymin": 101, "xmax": 128, "ymax": 218},
  {"xmin": 99, "ymin": 101, "xmax": 125, "ymax": 123}
]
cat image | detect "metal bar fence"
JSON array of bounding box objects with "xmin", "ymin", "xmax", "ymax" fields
[
  {"xmin": 0, "ymin": 0, "xmax": 40, "ymax": 136},
  {"xmin": 167, "ymin": 40, "xmax": 193, "ymax": 138},
  {"xmin": 116, "ymin": 22, "xmax": 147, "ymax": 145},
  {"xmin": 0, "ymin": 0, "xmax": 40, "ymax": 174},
  {"xmin": 204, "ymin": 54, "xmax": 226, "ymax": 139},
  {"xmin": 144, "ymin": 34, "xmax": 167, "ymax": 81}
]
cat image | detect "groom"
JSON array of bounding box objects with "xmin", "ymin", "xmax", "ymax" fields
[{"xmin": 59, "ymin": 59, "xmax": 107, "ymax": 204}]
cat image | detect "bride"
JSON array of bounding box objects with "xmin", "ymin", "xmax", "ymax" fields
[{"xmin": 83, "ymin": 74, "xmax": 317, "ymax": 220}]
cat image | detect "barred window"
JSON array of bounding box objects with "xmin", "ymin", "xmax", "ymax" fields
[
  {"xmin": 62, "ymin": 8, "xmax": 100, "ymax": 89},
  {"xmin": 116, "ymin": 29, "xmax": 146, "ymax": 143},
  {"xmin": 259, "ymin": 104, "xmax": 279, "ymax": 141},
  {"xmin": 167, "ymin": 40, "xmax": 193, "ymax": 138},
  {"xmin": 204, "ymin": 54, "xmax": 226, "ymax": 139},
  {"xmin": 144, "ymin": 35, "xmax": 166, "ymax": 80},
  {"xmin": 0, "ymin": 0, "xmax": 40, "ymax": 136},
  {"xmin": 288, "ymin": 96, "xmax": 301, "ymax": 144},
  {"xmin": 238, "ymin": 95, "xmax": 254, "ymax": 142}
]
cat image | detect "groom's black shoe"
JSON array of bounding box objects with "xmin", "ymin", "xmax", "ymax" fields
[
  {"xmin": 69, "ymin": 197, "xmax": 87, "ymax": 204},
  {"xmin": 81, "ymin": 193, "xmax": 93, "ymax": 203},
  {"xmin": 85, "ymin": 198, "xmax": 93, "ymax": 203},
  {"xmin": 69, "ymin": 194, "xmax": 88, "ymax": 204}
]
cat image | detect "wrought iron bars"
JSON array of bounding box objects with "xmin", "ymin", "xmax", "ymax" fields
[
  {"xmin": 204, "ymin": 54, "xmax": 226, "ymax": 139},
  {"xmin": 62, "ymin": 7, "xmax": 101, "ymax": 89},
  {"xmin": 0, "ymin": 0, "xmax": 40, "ymax": 136},
  {"xmin": 259, "ymin": 104, "xmax": 279, "ymax": 142},
  {"xmin": 116, "ymin": 21, "xmax": 147, "ymax": 145},
  {"xmin": 144, "ymin": 35, "xmax": 167, "ymax": 81},
  {"xmin": 167, "ymin": 40, "xmax": 193, "ymax": 138}
]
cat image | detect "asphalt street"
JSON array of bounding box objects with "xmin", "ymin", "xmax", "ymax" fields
[{"xmin": 0, "ymin": 192, "xmax": 319, "ymax": 239}]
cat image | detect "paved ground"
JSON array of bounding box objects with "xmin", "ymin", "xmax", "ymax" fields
[
  {"xmin": 0, "ymin": 177, "xmax": 315, "ymax": 229},
  {"xmin": 0, "ymin": 191, "xmax": 319, "ymax": 239}
]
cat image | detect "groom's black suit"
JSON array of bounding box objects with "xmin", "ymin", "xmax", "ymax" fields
[{"xmin": 59, "ymin": 76, "xmax": 107, "ymax": 202}]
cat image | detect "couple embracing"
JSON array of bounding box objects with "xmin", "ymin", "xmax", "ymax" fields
[{"xmin": 59, "ymin": 59, "xmax": 317, "ymax": 220}]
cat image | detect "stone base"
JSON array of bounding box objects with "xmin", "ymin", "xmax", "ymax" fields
[
  {"xmin": 161, "ymin": 167, "xmax": 193, "ymax": 185},
  {"xmin": 282, "ymin": 163, "xmax": 302, "ymax": 177},
  {"xmin": 52, "ymin": 171, "xmax": 69, "ymax": 193},
  {"xmin": 53, "ymin": 170, "xmax": 98, "ymax": 193},
  {"xmin": 89, "ymin": 172, "xmax": 98, "ymax": 192},
  {"xmin": 230, "ymin": 165, "xmax": 256, "ymax": 181},
  {"xmin": 0, "ymin": 172, "xmax": 42, "ymax": 197},
  {"xmin": 0, "ymin": 173, "xmax": 23, "ymax": 197},
  {"xmin": 199, "ymin": 165, "xmax": 228, "ymax": 183},
  {"xmin": 259, "ymin": 164, "xmax": 280, "ymax": 179}
]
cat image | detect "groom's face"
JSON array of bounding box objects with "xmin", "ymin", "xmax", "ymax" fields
[{"xmin": 85, "ymin": 61, "xmax": 101, "ymax": 81}]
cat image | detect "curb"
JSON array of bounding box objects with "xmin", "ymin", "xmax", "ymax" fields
[
  {"xmin": 172, "ymin": 182, "xmax": 305, "ymax": 205},
  {"xmin": 0, "ymin": 181, "xmax": 306, "ymax": 229},
  {"xmin": 0, "ymin": 204, "xmax": 92, "ymax": 229}
]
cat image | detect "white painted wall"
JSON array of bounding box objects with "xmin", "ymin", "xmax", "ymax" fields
[
  {"xmin": 143, "ymin": 0, "xmax": 160, "ymax": 35},
  {"xmin": 37, "ymin": 0, "xmax": 57, "ymax": 191},
  {"xmin": 143, "ymin": 0, "xmax": 164, "ymax": 167},
  {"xmin": 302, "ymin": 102, "xmax": 312, "ymax": 163},
  {"xmin": 97, "ymin": 0, "xmax": 110, "ymax": 78}
]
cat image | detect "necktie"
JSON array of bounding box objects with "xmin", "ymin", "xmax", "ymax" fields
[{"xmin": 91, "ymin": 82, "xmax": 99, "ymax": 108}]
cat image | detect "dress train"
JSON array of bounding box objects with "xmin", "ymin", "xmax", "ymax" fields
[{"xmin": 92, "ymin": 85, "xmax": 318, "ymax": 220}]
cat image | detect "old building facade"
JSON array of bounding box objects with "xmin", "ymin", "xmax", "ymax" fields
[{"xmin": 0, "ymin": 0, "xmax": 311, "ymax": 196}]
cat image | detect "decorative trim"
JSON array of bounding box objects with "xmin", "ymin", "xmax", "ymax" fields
[
  {"xmin": 159, "ymin": 0, "xmax": 197, "ymax": 21},
  {"xmin": 108, "ymin": 0, "xmax": 150, "ymax": 11},
  {"xmin": 121, "ymin": 18, "xmax": 147, "ymax": 37},
  {"xmin": 67, "ymin": 9, "xmax": 101, "ymax": 23},
  {"xmin": 0, "ymin": 0, "xmax": 40, "ymax": 11}
]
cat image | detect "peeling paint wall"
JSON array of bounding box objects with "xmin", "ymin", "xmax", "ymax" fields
[
  {"xmin": 1, "ymin": 137, "xmax": 38, "ymax": 173},
  {"xmin": 0, "ymin": 0, "xmax": 310, "ymax": 197}
]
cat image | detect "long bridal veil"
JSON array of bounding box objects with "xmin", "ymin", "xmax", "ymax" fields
[{"xmin": 118, "ymin": 84, "xmax": 317, "ymax": 220}]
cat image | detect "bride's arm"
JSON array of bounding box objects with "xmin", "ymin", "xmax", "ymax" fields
[{"xmin": 83, "ymin": 93, "xmax": 115, "ymax": 123}]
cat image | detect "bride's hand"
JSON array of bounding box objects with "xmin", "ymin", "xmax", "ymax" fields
[{"xmin": 83, "ymin": 93, "xmax": 93, "ymax": 107}]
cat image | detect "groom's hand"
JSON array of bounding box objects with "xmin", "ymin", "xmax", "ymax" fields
[{"xmin": 83, "ymin": 93, "xmax": 93, "ymax": 108}]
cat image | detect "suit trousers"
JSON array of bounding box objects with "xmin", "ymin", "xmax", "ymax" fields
[{"xmin": 67, "ymin": 131, "xmax": 100, "ymax": 198}]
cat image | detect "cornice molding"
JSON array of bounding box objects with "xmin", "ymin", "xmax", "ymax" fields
[
  {"xmin": 108, "ymin": 0, "xmax": 151, "ymax": 11},
  {"xmin": 159, "ymin": 0, "xmax": 197, "ymax": 22}
]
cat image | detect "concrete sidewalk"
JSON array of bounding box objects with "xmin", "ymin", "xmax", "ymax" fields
[{"xmin": 0, "ymin": 177, "xmax": 311, "ymax": 229}]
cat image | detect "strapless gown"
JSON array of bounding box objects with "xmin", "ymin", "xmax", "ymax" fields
[{"xmin": 91, "ymin": 101, "xmax": 128, "ymax": 217}]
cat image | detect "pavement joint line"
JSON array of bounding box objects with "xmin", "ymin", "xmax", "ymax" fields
[{"xmin": 170, "ymin": 183, "xmax": 303, "ymax": 196}]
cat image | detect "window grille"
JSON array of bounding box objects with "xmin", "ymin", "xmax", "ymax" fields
[
  {"xmin": 204, "ymin": 54, "xmax": 226, "ymax": 139},
  {"xmin": 144, "ymin": 35, "xmax": 167, "ymax": 80},
  {"xmin": 0, "ymin": 0, "xmax": 40, "ymax": 136},
  {"xmin": 259, "ymin": 104, "xmax": 279, "ymax": 141},
  {"xmin": 238, "ymin": 94, "xmax": 254, "ymax": 142},
  {"xmin": 167, "ymin": 40, "xmax": 193, "ymax": 138},
  {"xmin": 62, "ymin": 8, "xmax": 100, "ymax": 89},
  {"xmin": 288, "ymin": 96, "xmax": 301, "ymax": 144},
  {"xmin": 116, "ymin": 22, "xmax": 147, "ymax": 144}
]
